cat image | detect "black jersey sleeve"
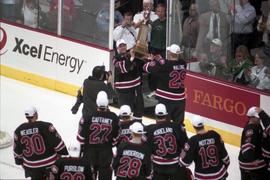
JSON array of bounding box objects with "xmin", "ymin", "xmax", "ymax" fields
[
  {"xmin": 176, "ymin": 125, "xmax": 189, "ymax": 149},
  {"xmin": 13, "ymin": 129, "xmax": 23, "ymax": 165},
  {"xmin": 180, "ymin": 138, "xmax": 196, "ymax": 167},
  {"xmin": 240, "ymin": 128, "xmax": 259, "ymax": 162},
  {"xmin": 112, "ymin": 142, "xmax": 125, "ymax": 171},
  {"xmin": 45, "ymin": 123, "xmax": 68, "ymax": 155},
  {"xmin": 259, "ymin": 111, "xmax": 270, "ymax": 132},
  {"xmin": 215, "ymin": 132, "xmax": 230, "ymax": 167},
  {"xmin": 77, "ymin": 117, "xmax": 87, "ymax": 145}
]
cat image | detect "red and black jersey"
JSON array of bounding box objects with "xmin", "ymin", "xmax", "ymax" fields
[
  {"xmin": 145, "ymin": 121, "xmax": 188, "ymax": 166},
  {"xmin": 113, "ymin": 53, "xmax": 141, "ymax": 91},
  {"xmin": 180, "ymin": 130, "xmax": 229, "ymax": 180},
  {"xmin": 13, "ymin": 121, "xmax": 68, "ymax": 169},
  {"xmin": 77, "ymin": 110, "xmax": 119, "ymax": 149},
  {"xmin": 238, "ymin": 122, "xmax": 267, "ymax": 171},
  {"xmin": 112, "ymin": 141, "xmax": 152, "ymax": 180},
  {"xmin": 143, "ymin": 58, "xmax": 186, "ymax": 101},
  {"xmin": 113, "ymin": 119, "xmax": 142, "ymax": 147},
  {"xmin": 259, "ymin": 111, "xmax": 270, "ymax": 172},
  {"xmin": 49, "ymin": 157, "xmax": 95, "ymax": 180}
]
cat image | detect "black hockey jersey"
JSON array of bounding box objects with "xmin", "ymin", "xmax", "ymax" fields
[
  {"xmin": 13, "ymin": 121, "xmax": 68, "ymax": 168},
  {"xmin": 238, "ymin": 122, "xmax": 267, "ymax": 171},
  {"xmin": 180, "ymin": 130, "xmax": 229, "ymax": 180},
  {"xmin": 112, "ymin": 141, "xmax": 152, "ymax": 180},
  {"xmin": 49, "ymin": 157, "xmax": 95, "ymax": 180},
  {"xmin": 259, "ymin": 111, "xmax": 270, "ymax": 172},
  {"xmin": 113, "ymin": 53, "xmax": 141, "ymax": 91},
  {"xmin": 145, "ymin": 120, "xmax": 188, "ymax": 165},
  {"xmin": 77, "ymin": 110, "xmax": 119, "ymax": 149},
  {"xmin": 143, "ymin": 58, "xmax": 186, "ymax": 101}
]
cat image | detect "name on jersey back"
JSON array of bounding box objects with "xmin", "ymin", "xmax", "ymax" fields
[
  {"xmin": 20, "ymin": 128, "xmax": 39, "ymax": 136},
  {"xmin": 198, "ymin": 138, "xmax": 215, "ymax": 147}
]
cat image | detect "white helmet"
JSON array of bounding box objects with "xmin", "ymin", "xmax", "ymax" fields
[
  {"xmin": 191, "ymin": 115, "xmax": 204, "ymax": 127},
  {"xmin": 96, "ymin": 91, "xmax": 109, "ymax": 107},
  {"xmin": 119, "ymin": 105, "xmax": 132, "ymax": 116},
  {"xmin": 129, "ymin": 122, "xmax": 145, "ymax": 134},
  {"xmin": 155, "ymin": 103, "xmax": 168, "ymax": 116}
]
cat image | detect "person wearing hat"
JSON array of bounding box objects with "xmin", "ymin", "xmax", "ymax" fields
[
  {"xmin": 48, "ymin": 142, "xmax": 95, "ymax": 180},
  {"xmin": 143, "ymin": 44, "xmax": 187, "ymax": 125},
  {"xmin": 145, "ymin": 103, "xmax": 188, "ymax": 180},
  {"xmin": 180, "ymin": 115, "xmax": 230, "ymax": 180},
  {"xmin": 113, "ymin": 105, "xmax": 143, "ymax": 147},
  {"xmin": 77, "ymin": 91, "xmax": 119, "ymax": 180},
  {"xmin": 13, "ymin": 106, "xmax": 68, "ymax": 180},
  {"xmin": 113, "ymin": 39, "xmax": 144, "ymax": 121},
  {"xmin": 112, "ymin": 122, "xmax": 152, "ymax": 179},
  {"xmin": 238, "ymin": 107, "xmax": 268, "ymax": 180},
  {"xmin": 207, "ymin": 38, "xmax": 228, "ymax": 79},
  {"xmin": 71, "ymin": 64, "xmax": 113, "ymax": 118}
]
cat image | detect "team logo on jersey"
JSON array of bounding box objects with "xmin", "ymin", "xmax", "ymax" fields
[
  {"xmin": 184, "ymin": 143, "xmax": 190, "ymax": 151},
  {"xmin": 245, "ymin": 129, "xmax": 253, "ymax": 137},
  {"xmin": 0, "ymin": 27, "xmax": 8, "ymax": 56},
  {"xmin": 49, "ymin": 125, "xmax": 56, "ymax": 132},
  {"xmin": 51, "ymin": 165, "xmax": 59, "ymax": 173},
  {"xmin": 149, "ymin": 61, "xmax": 156, "ymax": 67}
]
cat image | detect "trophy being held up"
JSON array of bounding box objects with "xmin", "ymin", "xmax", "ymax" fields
[{"xmin": 134, "ymin": 10, "xmax": 151, "ymax": 60}]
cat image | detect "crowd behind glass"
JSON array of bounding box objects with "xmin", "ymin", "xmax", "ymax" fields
[{"xmin": 1, "ymin": 0, "xmax": 269, "ymax": 92}]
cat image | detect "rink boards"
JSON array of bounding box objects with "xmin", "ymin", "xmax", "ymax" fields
[{"xmin": 1, "ymin": 21, "xmax": 270, "ymax": 147}]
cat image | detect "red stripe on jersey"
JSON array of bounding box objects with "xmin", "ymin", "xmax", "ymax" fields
[
  {"xmin": 143, "ymin": 62, "xmax": 150, "ymax": 73},
  {"xmin": 155, "ymin": 89, "xmax": 185, "ymax": 101},
  {"xmin": 152, "ymin": 155, "xmax": 179, "ymax": 165},
  {"xmin": 54, "ymin": 141, "xmax": 65, "ymax": 152},
  {"xmin": 77, "ymin": 134, "xmax": 85, "ymax": 144},
  {"xmin": 262, "ymin": 148, "xmax": 270, "ymax": 158},
  {"xmin": 23, "ymin": 154, "xmax": 58, "ymax": 168},
  {"xmin": 241, "ymin": 143, "xmax": 255, "ymax": 154},
  {"xmin": 222, "ymin": 155, "xmax": 230, "ymax": 165},
  {"xmin": 194, "ymin": 165, "xmax": 227, "ymax": 180},
  {"xmin": 115, "ymin": 77, "xmax": 141, "ymax": 89},
  {"xmin": 239, "ymin": 159, "xmax": 266, "ymax": 170}
]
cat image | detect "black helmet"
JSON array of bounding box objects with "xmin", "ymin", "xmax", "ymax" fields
[{"xmin": 92, "ymin": 66, "xmax": 105, "ymax": 79}]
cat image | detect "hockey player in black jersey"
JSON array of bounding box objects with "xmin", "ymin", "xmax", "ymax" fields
[
  {"xmin": 145, "ymin": 103, "xmax": 188, "ymax": 180},
  {"xmin": 238, "ymin": 107, "xmax": 268, "ymax": 180},
  {"xmin": 112, "ymin": 122, "xmax": 152, "ymax": 180},
  {"xmin": 13, "ymin": 106, "xmax": 68, "ymax": 180},
  {"xmin": 77, "ymin": 91, "xmax": 119, "ymax": 180},
  {"xmin": 48, "ymin": 143, "xmax": 95, "ymax": 180},
  {"xmin": 255, "ymin": 107, "xmax": 270, "ymax": 179},
  {"xmin": 113, "ymin": 105, "xmax": 141, "ymax": 147},
  {"xmin": 180, "ymin": 115, "xmax": 230, "ymax": 180},
  {"xmin": 113, "ymin": 39, "xmax": 144, "ymax": 120},
  {"xmin": 143, "ymin": 44, "xmax": 186, "ymax": 125}
]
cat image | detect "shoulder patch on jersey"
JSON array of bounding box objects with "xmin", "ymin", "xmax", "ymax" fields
[
  {"xmin": 49, "ymin": 125, "xmax": 56, "ymax": 132},
  {"xmin": 51, "ymin": 165, "xmax": 59, "ymax": 174},
  {"xmin": 184, "ymin": 143, "xmax": 190, "ymax": 151},
  {"xmin": 79, "ymin": 118, "xmax": 84, "ymax": 124},
  {"xmin": 158, "ymin": 59, "xmax": 165, "ymax": 65},
  {"xmin": 245, "ymin": 129, "xmax": 253, "ymax": 137},
  {"xmin": 149, "ymin": 61, "xmax": 156, "ymax": 67}
]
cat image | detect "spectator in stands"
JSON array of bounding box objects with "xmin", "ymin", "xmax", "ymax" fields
[
  {"xmin": 0, "ymin": 0, "xmax": 18, "ymax": 21},
  {"xmin": 182, "ymin": 3, "xmax": 199, "ymax": 60},
  {"xmin": 113, "ymin": 11, "xmax": 136, "ymax": 51},
  {"xmin": 230, "ymin": 0, "xmax": 256, "ymax": 55},
  {"xmin": 257, "ymin": 67, "xmax": 270, "ymax": 91},
  {"xmin": 96, "ymin": 1, "xmax": 123, "ymax": 33},
  {"xmin": 18, "ymin": 0, "xmax": 39, "ymax": 28},
  {"xmin": 196, "ymin": 0, "xmax": 229, "ymax": 55},
  {"xmin": 149, "ymin": 3, "xmax": 166, "ymax": 58},
  {"xmin": 246, "ymin": 50, "xmax": 269, "ymax": 89},
  {"xmin": 133, "ymin": 0, "xmax": 158, "ymax": 42},
  {"xmin": 208, "ymin": 38, "xmax": 227, "ymax": 79},
  {"xmin": 257, "ymin": 0, "xmax": 270, "ymax": 48},
  {"xmin": 49, "ymin": 0, "xmax": 76, "ymax": 30},
  {"xmin": 226, "ymin": 45, "xmax": 253, "ymax": 85}
]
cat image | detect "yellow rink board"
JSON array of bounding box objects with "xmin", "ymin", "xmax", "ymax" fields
[{"xmin": 0, "ymin": 64, "xmax": 241, "ymax": 147}]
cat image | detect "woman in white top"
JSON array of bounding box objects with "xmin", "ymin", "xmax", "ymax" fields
[{"xmin": 246, "ymin": 50, "xmax": 268, "ymax": 89}]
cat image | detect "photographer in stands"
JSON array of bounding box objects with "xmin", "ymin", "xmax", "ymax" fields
[{"xmin": 71, "ymin": 65, "xmax": 114, "ymax": 120}]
